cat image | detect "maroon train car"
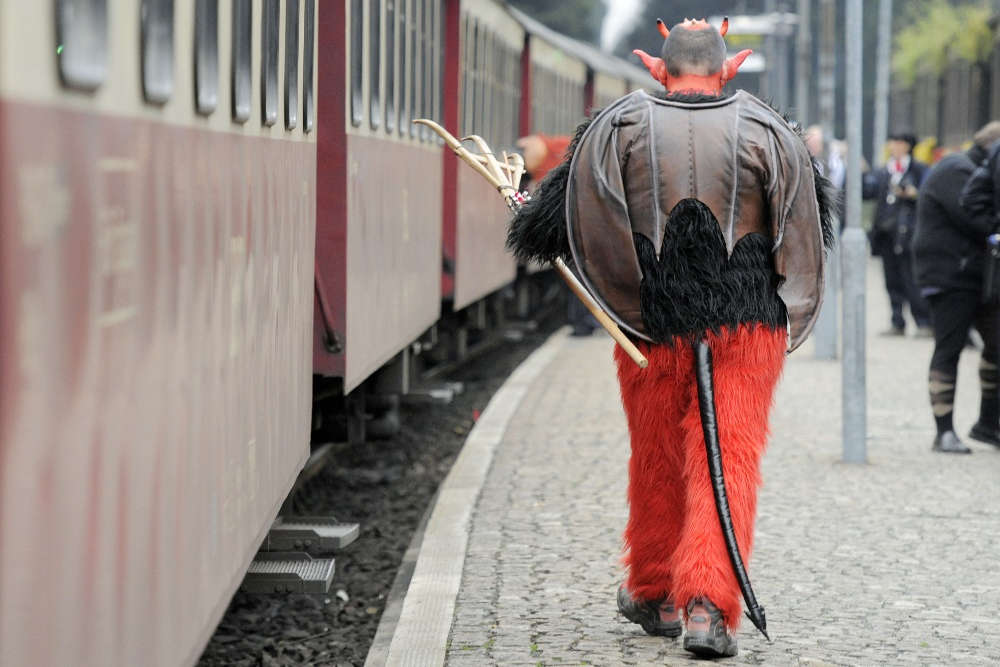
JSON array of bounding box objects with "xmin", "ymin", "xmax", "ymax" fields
[
  {"xmin": 313, "ymin": 0, "xmax": 649, "ymax": 438},
  {"xmin": 314, "ymin": 0, "xmax": 445, "ymax": 400},
  {"xmin": 0, "ymin": 2, "xmax": 317, "ymax": 666}
]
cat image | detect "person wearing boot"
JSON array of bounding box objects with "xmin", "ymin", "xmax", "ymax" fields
[
  {"xmin": 915, "ymin": 122, "xmax": 1000, "ymax": 453},
  {"xmin": 506, "ymin": 17, "xmax": 834, "ymax": 658}
]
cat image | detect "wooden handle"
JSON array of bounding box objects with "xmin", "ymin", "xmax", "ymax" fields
[{"xmin": 554, "ymin": 259, "xmax": 648, "ymax": 368}]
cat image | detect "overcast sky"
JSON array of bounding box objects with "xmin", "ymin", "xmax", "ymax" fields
[{"xmin": 600, "ymin": 0, "xmax": 646, "ymax": 51}]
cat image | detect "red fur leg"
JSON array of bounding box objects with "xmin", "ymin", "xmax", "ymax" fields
[
  {"xmin": 615, "ymin": 342, "xmax": 692, "ymax": 602},
  {"xmin": 669, "ymin": 325, "xmax": 787, "ymax": 630}
]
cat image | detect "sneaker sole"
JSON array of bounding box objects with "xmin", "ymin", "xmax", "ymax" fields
[
  {"xmin": 683, "ymin": 632, "xmax": 739, "ymax": 658},
  {"xmin": 619, "ymin": 607, "xmax": 683, "ymax": 638},
  {"xmin": 617, "ymin": 591, "xmax": 682, "ymax": 638},
  {"xmin": 639, "ymin": 618, "xmax": 683, "ymax": 638}
]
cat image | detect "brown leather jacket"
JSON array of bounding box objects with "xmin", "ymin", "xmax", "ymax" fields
[{"xmin": 566, "ymin": 90, "xmax": 826, "ymax": 351}]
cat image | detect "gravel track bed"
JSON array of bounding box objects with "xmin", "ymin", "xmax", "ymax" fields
[{"xmin": 197, "ymin": 318, "xmax": 562, "ymax": 667}]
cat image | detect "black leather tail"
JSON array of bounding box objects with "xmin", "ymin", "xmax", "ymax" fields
[{"xmin": 693, "ymin": 338, "xmax": 770, "ymax": 640}]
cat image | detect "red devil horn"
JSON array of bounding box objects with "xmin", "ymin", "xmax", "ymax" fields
[
  {"xmin": 656, "ymin": 18, "xmax": 669, "ymax": 39},
  {"xmin": 721, "ymin": 49, "xmax": 753, "ymax": 84},
  {"xmin": 633, "ymin": 49, "xmax": 669, "ymax": 86},
  {"xmin": 720, "ymin": 16, "xmax": 729, "ymax": 37}
]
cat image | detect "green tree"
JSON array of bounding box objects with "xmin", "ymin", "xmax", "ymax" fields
[{"xmin": 892, "ymin": 0, "xmax": 993, "ymax": 86}]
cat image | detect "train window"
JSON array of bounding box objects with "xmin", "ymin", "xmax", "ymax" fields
[
  {"xmin": 232, "ymin": 0, "xmax": 252, "ymax": 122},
  {"xmin": 284, "ymin": 0, "xmax": 299, "ymax": 130},
  {"xmin": 492, "ymin": 38, "xmax": 503, "ymax": 145},
  {"xmin": 470, "ymin": 19, "xmax": 479, "ymax": 138},
  {"xmin": 480, "ymin": 29, "xmax": 491, "ymax": 143},
  {"xmin": 302, "ymin": 0, "xmax": 315, "ymax": 132},
  {"xmin": 370, "ymin": 0, "xmax": 382, "ymax": 129},
  {"xmin": 397, "ymin": 0, "xmax": 408, "ymax": 133},
  {"xmin": 194, "ymin": 0, "xmax": 218, "ymax": 115},
  {"xmin": 460, "ymin": 14, "xmax": 472, "ymax": 137},
  {"xmin": 385, "ymin": 0, "xmax": 396, "ymax": 133},
  {"xmin": 420, "ymin": 0, "xmax": 433, "ymax": 141},
  {"xmin": 350, "ymin": 0, "xmax": 363, "ymax": 126},
  {"xmin": 420, "ymin": 0, "xmax": 438, "ymax": 141},
  {"xmin": 261, "ymin": 0, "xmax": 279, "ymax": 126},
  {"xmin": 56, "ymin": 0, "xmax": 108, "ymax": 90},
  {"xmin": 409, "ymin": 0, "xmax": 422, "ymax": 138},
  {"xmin": 140, "ymin": 0, "xmax": 174, "ymax": 104},
  {"xmin": 433, "ymin": 0, "xmax": 442, "ymax": 142}
]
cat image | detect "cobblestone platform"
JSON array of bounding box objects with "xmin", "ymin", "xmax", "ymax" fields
[{"xmin": 378, "ymin": 259, "xmax": 1000, "ymax": 666}]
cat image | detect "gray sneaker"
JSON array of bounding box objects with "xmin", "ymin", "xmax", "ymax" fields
[
  {"xmin": 683, "ymin": 597, "xmax": 738, "ymax": 658},
  {"xmin": 616, "ymin": 585, "xmax": 682, "ymax": 637},
  {"xmin": 933, "ymin": 430, "xmax": 972, "ymax": 454}
]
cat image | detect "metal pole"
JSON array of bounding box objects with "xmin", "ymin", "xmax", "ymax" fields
[
  {"xmin": 842, "ymin": 0, "xmax": 867, "ymax": 463},
  {"xmin": 764, "ymin": 0, "xmax": 776, "ymax": 102},
  {"xmin": 814, "ymin": 243, "xmax": 840, "ymax": 359},
  {"xmin": 774, "ymin": 10, "xmax": 791, "ymax": 111},
  {"xmin": 818, "ymin": 0, "xmax": 835, "ymax": 135},
  {"xmin": 871, "ymin": 0, "xmax": 893, "ymax": 166},
  {"xmin": 795, "ymin": 0, "xmax": 812, "ymax": 121},
  {"xmin": 812, "ymin": 0, "xmax": 838, "ymax": 360}
]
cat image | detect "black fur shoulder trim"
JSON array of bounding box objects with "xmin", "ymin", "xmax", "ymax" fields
[
  {"xmin": 811, "ymin": 157, "xmax": 839, "ymax": 251},
  {"xmin": 505, "ymin": 115, "xmax": 594, "ymax": 264},
  {"xmin": 658, "ymin": 89, "xmax": 733, "ymax": 104}
]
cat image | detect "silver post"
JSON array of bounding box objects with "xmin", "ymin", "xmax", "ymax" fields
[
  {"xmin": 811, "ymin": 0, "xmax": 838, "ymax": 360},
  {"xmin": 842, "ymin": 0, "xmax": 867, "ymax": 463},
  {"xmin": 795, "ymin": 0, "xmax": 812, "ymax": 121},
  {"xmin": 871, "ymin": 0, "xmax": 893, "ymax": 167},
  {"xmin": 763, "ymin": 0, "xmax": 776, "ymax": 102},
  {"xmin": 813, "ymin": 243, "xmax": 840, "ymax": 360}
]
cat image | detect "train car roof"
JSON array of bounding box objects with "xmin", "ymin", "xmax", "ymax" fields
[{"xmin": 506, "ymin": 5, "xmax": 652, "ymax": 87}]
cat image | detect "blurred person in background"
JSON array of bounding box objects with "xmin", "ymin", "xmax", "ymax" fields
[
  {"xmin": 804, "ymin": 125, "xmax": 845, "ymax": 228},
  {"xmin": 864, "ymin": 131, "xmax": 932, "ymax": 337},
  {"xmin": 914, "ymin": 122, "xmax": 1000, "ymax": 454},
  {"xmin": 517, "ymin": 133, "xmax": 599, "ymax": 336}
]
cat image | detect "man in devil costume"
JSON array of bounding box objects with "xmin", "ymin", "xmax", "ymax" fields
[{"xmin": 507, "ymin": 18, "xmax": 835, "ymax": 658}]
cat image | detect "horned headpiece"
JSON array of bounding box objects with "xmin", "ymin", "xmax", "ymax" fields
[{"xmin": 633, "ymin": 18, "xmax": 751, "ymax": 92}]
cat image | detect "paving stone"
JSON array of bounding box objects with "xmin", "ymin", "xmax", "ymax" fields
[{"xmin": 385, "ymin": 260, "xmax": 1000, "ymax": 667}]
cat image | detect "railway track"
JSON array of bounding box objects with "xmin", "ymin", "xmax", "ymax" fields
[{"xmin": 197, "ymin": 312, "xmax": 565, "ymax": 667}]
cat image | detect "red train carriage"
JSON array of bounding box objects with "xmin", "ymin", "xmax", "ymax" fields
[
  {"xmin": 314, "ymin": 0, "xmax": 445, "ymax": 402},
  {"xmin": 0, "ymin": 2, "xmax": 317, "ymax": 666},
  {"xmin": 312, "ymin": 0, "xmax": 652, "ymax": 443},
  {"xmin": 446, "ymin": 0, "xmax": 521, "ymax": 314},
  {"xmin": 509, "ymin": 6, "xmax": 649, "ymax": 128}
]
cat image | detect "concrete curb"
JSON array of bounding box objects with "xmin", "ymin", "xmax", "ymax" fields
[{"xmin": 379, "ymin": 327, "xmax": 570, "ymax": 667}]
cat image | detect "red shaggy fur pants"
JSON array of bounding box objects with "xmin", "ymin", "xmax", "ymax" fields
[{"xmin": 614, "ymin": 324, "xmax": 786, "ymax": 631}]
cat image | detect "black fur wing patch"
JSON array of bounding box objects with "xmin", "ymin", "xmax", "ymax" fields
[{"xmin": 635, "ymin": 199, "xmax": 786, "ymax": 344}]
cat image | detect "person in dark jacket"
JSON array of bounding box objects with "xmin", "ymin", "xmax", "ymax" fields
[
  {"xmin": 864, "ymin": 131, "xmax": 932, "ymax": 336},
  {"xmin": 914, "ymin": 121, "xmax": 1000, "ymax": 454}
]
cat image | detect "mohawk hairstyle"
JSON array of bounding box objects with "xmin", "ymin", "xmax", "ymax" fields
[{"xmin": 661, "ymin": 23, "xmax": 726, "ymax": 77}]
